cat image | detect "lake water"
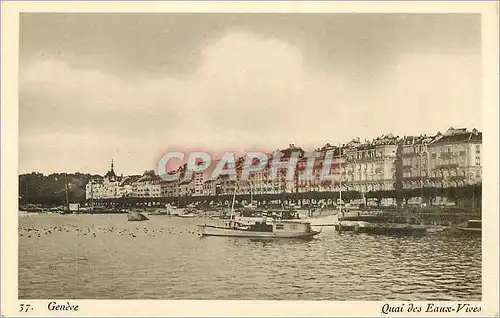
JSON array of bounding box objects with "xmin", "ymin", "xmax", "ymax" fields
[{"xmin": 18, "ymin": 213, "xmax": 481, "ymax": 300}]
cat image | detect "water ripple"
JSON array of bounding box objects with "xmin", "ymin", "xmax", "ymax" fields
[{"xmin": 19, "ymin": 214, "xmax": 481, "ymax": 300}]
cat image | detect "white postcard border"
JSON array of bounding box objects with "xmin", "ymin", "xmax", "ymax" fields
[{"xmin": 1, "ymin": 1, "xmax": 498, "ymax": 317}]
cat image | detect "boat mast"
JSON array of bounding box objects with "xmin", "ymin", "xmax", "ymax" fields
[
  {"xmin": 230, "ymin": 183, "xmax": 237, "ymax": 220},
  {"xmin": 338, "ymin": 144, "xmax": 342, "ymax": 212},
  {"xmin": 64, "ymin": 173, "xmax": 69, "ymax": 212},
  {"xmin": 25, "ymin": 178, "xmax": 28, "ymax": 205},
  {"xmin": 90, "ymin": 180, "xmax": 94, "ymax": 210}
]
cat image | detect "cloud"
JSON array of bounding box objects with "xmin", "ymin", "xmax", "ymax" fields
[{"xmin": 19, "ymin": 32, "xmax": 481, "ymax": 174}]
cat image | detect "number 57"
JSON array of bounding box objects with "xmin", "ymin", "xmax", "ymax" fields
[{"xmin": 19, "ymin": 304, "xmax": 31, "ymax": 312}]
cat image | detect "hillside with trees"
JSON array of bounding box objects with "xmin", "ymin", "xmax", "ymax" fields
[{"xmin": 19, "ymin": 172, "xmax": 99, "ymax": 206}]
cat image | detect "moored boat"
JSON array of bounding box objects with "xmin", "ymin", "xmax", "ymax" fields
[
  {"xmin": 235, "ymin": 209, "xmax": 300, "ymax": 225},
  {"xmin": 198, "ymin": 219, "xmax": 320, "ymax": 238},
  {"xmin": 219, "ymin": 210, "xmax": 232, "ymax": 219},
  {"xmin": 178, "ymin": 213, "xmax": 196, "ymax": 218},
  {"xmin": 456, "ymin": 220, "xmax": 481, "ymax": 233},
  {"xmin": 148, "ymin": 208, "xmax": 170, "ymax": 215},
  {"xmin": 336, "ymin": 211, "xmax": 429, "ymax": 236},
  {"xmin": 342, "ymin": 221, "xmax": 427, "ymax": 235},
  {"xmin": 197, "ymin": 186, "xmax": 320, "ymax": 239},
  {"xmin": 127, "ymin": 211, "xmax": 149, "ymax": 221},
  {"xmin": 425, "ymin": 226, "xmax": 447, "ymax": 233},
  {"xmin": 168, "ymin": 207, "xmax": 184, "ymax": 216}
]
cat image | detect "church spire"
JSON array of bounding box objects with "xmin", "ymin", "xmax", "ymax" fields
[{"xmin": 104, "ymin": 158, "xmax": 117, "ymax": 180}]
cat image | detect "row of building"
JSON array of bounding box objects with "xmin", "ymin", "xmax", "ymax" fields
[{"xmin": 85, "ymin": 127, "xmax": 482, "ymax": 200}]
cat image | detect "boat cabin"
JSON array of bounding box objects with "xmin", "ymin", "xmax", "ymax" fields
[
  {"xmin": 465, "ymin": 220, "xmax": 481, "ymax": 229},
  {"xmin": 227, "ymin": 219, "xmax": 312, "ymax": 233},
  {"xmin": 239, "ymin": 209, "xmax": 299, "ymax": 220},
  {"xmin": 274, "ymin": 221, "xmax": 312, "ymax": 233}
]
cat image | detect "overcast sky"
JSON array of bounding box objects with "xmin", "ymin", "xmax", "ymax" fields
[{"xmin": 19, "ymin": 13, "xmax": 482, "ymax": 175}]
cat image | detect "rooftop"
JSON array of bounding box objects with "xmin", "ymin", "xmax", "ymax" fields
[{"xmin": 430, "ymin": 127, "xmax": 482, "ymax": 144}]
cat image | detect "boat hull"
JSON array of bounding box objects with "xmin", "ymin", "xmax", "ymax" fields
[
  {"xmin": 336, "ymin": 221, "xmax": 428, "ymax": 236},
  {"xmin": 456, "ymin": 227, "xmax": 482, "ymax": 234},
  {"xmin": 178, "ymin": 214, "xmax": 196, "ymax": 218},
  {"xmin": 455, "ymin": 220, "xmax": 481, "ymax": 234},
  {"xmin": 197, "ymin": 225, "xmax": 320, "ymax": 238},
  {"xmin": 127, "ymin": 212, "xmax": 149, "ymax": 221}
]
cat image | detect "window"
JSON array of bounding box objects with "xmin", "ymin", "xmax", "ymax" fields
[{"xmin": 276, "ymin": 224, "xmax": 284, "ymax": 230}]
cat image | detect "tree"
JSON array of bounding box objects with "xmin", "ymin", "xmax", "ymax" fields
[
  {"xmin": 394, "ymin": 142, "xmax": 404, "ymax": 207},
  {"xmin": 19, "ymin": 172, "xmax": 93, "ymax": 206}
]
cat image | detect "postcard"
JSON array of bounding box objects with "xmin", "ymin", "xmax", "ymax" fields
[{"xmin": 1, "ymin": 1, "xmax": 498, "ymax": 317}]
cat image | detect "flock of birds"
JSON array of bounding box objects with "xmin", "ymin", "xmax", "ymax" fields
[{"xmin": 19, "ymin": 224, "xmax": 198, "ymax": 239}]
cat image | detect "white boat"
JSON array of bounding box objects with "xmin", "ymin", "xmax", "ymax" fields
[
  {"xmin": 166, "ymin": 205, "xmax": 184, "ymax": 216},
  {"xmin": 426, "ymin": 226, "xmax": 446, "ymax": 233},
  {"xmin": 178, "ymin": 213, "xmax": 196, "ymax": 218},
  {"xmin": 235, "ymin": 209, "xmax": 299, "ymax": 225},
  {"xmin": 197, "ymin": 187, "xmax": 320, "ymax": 239},
  {"xmin": 198, "ymin": 220, "xmax": 320, "ymax": 238},
  {"xmin": 148, "ymin": 208, "xmax": 169, "ymax": 215}
]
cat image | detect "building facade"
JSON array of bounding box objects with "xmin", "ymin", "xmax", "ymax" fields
[
  {"xmin": 132, "ymin": 171, "xmax": 162, "ymax": 198},
  {"xmin": 401, "ymin": 135, "xmax": 433, "ymax": 190},
  {"xmin": 85, "ymin": 160, "xmax": 123, "ymax": 200},
  {"xmin": 342, "ymin": 135, "xmax": 399, "ymax": 193},
  {"xmin": 86, "ymin": 128, "xmax": 482, "ymax": 203},
  {"xmin": 427, "ymin": 127, "xmax": 482, "ymax": 188}
]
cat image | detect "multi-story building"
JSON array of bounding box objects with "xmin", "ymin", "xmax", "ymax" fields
[
  {"xmin": 244, "ymin": 166, "xmax": 269, "ymax": 194},
  {"xmin": 296, "ymin": 144, "xmax": 344, "ymax": 193},
  {"xmin": 401, "ymin": 135, "xmax": 434, "ymax": 190},
  {"xmin": 237, "ymin": 150, "xmax": 291, "ymax": 195},
  {"xmin": 85, "ymin": 177, "xmax": 103, "ymax": 200},
  {"xmin": 120, "ymin": 175, "xmax": 141, "ymax": 197},
  {"xmin": 272, "ymin": 144, "xmax": 303, "ymax": 193},
  {"xmin": 428, "ymin": 127, "xmax": 482, "ymax": 188},
  {"xmin": 193, "ymin": 171, "xmax": 204, "ymax": 196},
  {"xmin": 218, "ymin": 180, "xmax": 236, "ymax": 195},
  {"xmin": 202, "ymin": 179, "xmax": 217, "ymax": 196},
  {"xmin": 85, "ymin": 160, "xmax": 123, "ymax": 200},
  {"xmin": 343, "ymin": 134, "xmax": 398, "ymax": 193},
  {"xmin": 161, "ymin": 180, "xmax": 179, "ymax": 198},
  {"xmin": 85, "ymin": 128, "xmax": 482, "ymax": 203},
  {"xmin": 178, "ymin": 180, "xmax": 193, "ymax": 197},
  {"xmin": 132, "ymin": 170, "xmax": 162, "ymax": 198}
]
